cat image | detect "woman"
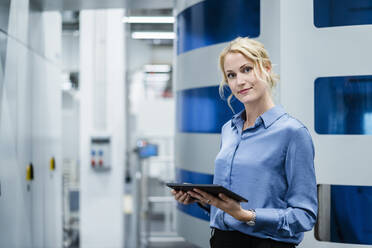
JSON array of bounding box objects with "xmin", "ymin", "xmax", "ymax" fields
[{"xmin": 172, "ymin": 37, "xmax": 317, "ymax": 248}]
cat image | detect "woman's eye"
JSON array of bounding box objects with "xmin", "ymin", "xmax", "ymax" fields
[
  {"xmin": 227, "ymin": 73, "xmax": 235, "ymax": 79},
  {"xmin": 243, "ymin": 66, "xmax": 252, "ymax": 73}
]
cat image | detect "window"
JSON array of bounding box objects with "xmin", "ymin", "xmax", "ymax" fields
[
  {"xmin": 315, "ymin": 75, "xmax": 372, "ymax": 134},
  {"xmin": 314, "ymin": 0, "xmax": 372, "ymax": 28},
  {"xmin": 316, "ymin": 184, "xmax": 372, "ymax": 245}
]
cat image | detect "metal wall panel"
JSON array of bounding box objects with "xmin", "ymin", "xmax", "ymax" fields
[
  {"xmin": 0, "ymin": 36, "xmax": 33, "ymax": 248},
  {"xmin": 0, "ymin": 2, "xmax": 62, "ymax": 248}
]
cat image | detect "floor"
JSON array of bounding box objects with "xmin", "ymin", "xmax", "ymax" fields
[
  {"xmin": 124, "ymin": 178, "xmax": 200, "ymax": 248},
  {"xmin": 124, "ymin": 209, "xmax": 199, "ymax": 248}
]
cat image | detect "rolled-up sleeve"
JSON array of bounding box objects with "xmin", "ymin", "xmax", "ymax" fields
[{"xmin": 253, "ymin": 127, "xmax": 318, "ymax": 237}]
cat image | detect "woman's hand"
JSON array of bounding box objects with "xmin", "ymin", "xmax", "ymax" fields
[
  {"xmin": 171, "ymin": 189, "xmax": 198, "ymax": 205},
  {"xmin": 188, "ymin": 188, "xmax": 253, "ymax": 222}
]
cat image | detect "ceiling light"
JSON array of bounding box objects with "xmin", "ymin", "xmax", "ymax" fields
[
  {"xmin": 122, "ymin": 16, "xmax": 174, "ymax": 24},
  {"xmin": 132, "ymin": 32, "xmax": 175, "ymax": 40}
]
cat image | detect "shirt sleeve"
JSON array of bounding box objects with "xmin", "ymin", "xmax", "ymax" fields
[{"xmin": 253, "ymin": 127, "xmax": 318, "ymax": 237}]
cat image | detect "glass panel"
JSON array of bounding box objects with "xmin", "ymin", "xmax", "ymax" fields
[
  {"xmin": 177, "ymin": 0, "xmax": 260, "ymax": 54},
  {"xmin": 176, "ymin": 86, "xmax": 243, "ymax": 133},
  {"xmin": 316, "ymin": 184, "xmax": 372, "ymax": 245},
  {"xmin": 314, "ymin": 75, "xmax": 372, "ymax": 134},
  {"xmin": 314, "ymin": 0, "xmax": 372, "ymax": 28}
]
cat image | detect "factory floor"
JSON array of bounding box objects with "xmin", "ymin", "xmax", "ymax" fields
[
  {"xmin": 124, "ymin": 212, "xmax": 199, "ymax": 248},
  {"xmin": 124, "ymin": 178, "xmax": 200, "ymax": 248}
]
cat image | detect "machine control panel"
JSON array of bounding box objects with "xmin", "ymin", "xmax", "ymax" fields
[{"xmin": 90, "ymin": 136, "xmax": 111, "ymax": 171}]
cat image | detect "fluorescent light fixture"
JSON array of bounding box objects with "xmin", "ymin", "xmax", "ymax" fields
[
  {"xmin": 132, "ymin": 32, "xmax": 175, "ymax": 40},
  {"xmin": 144, "ymin": 64, "xmax": 171, "ymax": 73},
  {"xmin": 122, "ymin": 16, "xmax": 174, "ymax": 24}
]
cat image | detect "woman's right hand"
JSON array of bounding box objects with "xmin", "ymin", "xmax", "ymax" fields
[{"xmin": 171, "ymin": 189, "xmax": 198, "ymax": 205}]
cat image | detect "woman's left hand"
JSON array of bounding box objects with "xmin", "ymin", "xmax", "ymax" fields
[{"xmin": 187, "ymin": 188, "xmax": 249, "ymax": 222}]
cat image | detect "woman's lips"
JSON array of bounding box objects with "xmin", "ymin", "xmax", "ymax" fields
[{"xmin": 239, "ymin": 88, "xmax": 252, "ymax": 94}]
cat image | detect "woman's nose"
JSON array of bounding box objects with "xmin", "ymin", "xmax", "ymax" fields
[{"xmin": 236, "ymin": 73, "xmax": 246, "ymax": 85}]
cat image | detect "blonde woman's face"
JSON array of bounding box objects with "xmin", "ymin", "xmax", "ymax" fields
[{"xmin": 224, "ymin": 52, "xmax": 270, "ymax": 105}]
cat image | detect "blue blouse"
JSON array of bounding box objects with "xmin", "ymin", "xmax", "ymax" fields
[{"xmin": 210, "ymin": 105, "xmax": 318, "ymax": 244}]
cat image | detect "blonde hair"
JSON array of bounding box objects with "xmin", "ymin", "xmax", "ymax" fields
[{"xmin": 218, "ymin": 37, "xmax": 279, "ymax": 112}]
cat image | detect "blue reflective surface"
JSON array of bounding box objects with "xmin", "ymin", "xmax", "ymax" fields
[
  {"xmin": 138, "ymin": 144, "xmax": 158, "ymax": 158},
  {"xmin": 177, "ymin": 0, "xmax": 260, "ymax": 54},
  {"xmin": 331, "ymin": 185, "xmax": 372, "ymax": 244},
  {"xmin": 314, "ymin": 0, "xmax": 372, "ymax": 28},
  {"xmin": 315, "ymin": 75, "xmax": 372, "ymax": 134},
  {"xmin": 176, "ymin": 86, "xmax": 244, "ymax": 133},
  {"xmin": 175, "ymin": 168, "xmax": 213, "ymax": 221}
]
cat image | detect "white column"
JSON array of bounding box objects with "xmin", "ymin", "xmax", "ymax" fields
[{"xmin": 80, "ymin": 9, "xmax": 126, "ymax": 248}]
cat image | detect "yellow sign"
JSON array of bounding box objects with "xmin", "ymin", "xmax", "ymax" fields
[
  {"xmin": 26, "ymin": 163, "xmax": 34, "ymax": 181},
  {"xmin": 50, "ymin": 157, "xmax": 56, "ymax": 171}
]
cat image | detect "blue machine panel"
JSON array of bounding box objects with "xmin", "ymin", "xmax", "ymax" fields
[
  {"xmin": 315, "ymin": 75, "xmax": 372, "ymax": 134},
  {"xmin": 314, "ymin": 0, "xmax": 372, "ymax": 28},
  {"xmin": 176, "ymin": 86, "xmax": 244, "ymax": 133},
  {"xmin": 175, "ymin": 168, "xmax": 214, "ymax": 221},
  {"xmin": 330, "ymin": 185, "xmax": 372, "ymax": 245},
  {"xmin": 177, "ymin": 0, "xmax": 260, "ymax": 54}
]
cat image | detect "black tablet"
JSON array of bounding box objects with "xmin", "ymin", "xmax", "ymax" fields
[{"xmin": 166, "ymin": 183, "xmax": 248, "ymax": 203}]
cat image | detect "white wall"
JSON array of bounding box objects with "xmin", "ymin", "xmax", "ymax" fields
[
  {"xmin": 79, "ymin": 9, "xmax": 126, "ymax": 248},
  {"xmin": 0, "ymin": 1, "xmax": 62, "ymax": 247},
  {"xmin": 136, "ymin": 99, "xmax": 175, "ymax": 137},
  {"xmin": 127, "ymin": 38, "xmax": 152, "ymax": 72},
  {"xmin": 62, "ymin": 33, "xmax": 79, "ymax": 72},
  {"xmin": 62, "ymin": 92, "xmax": 80, "ymax": 161},
  {"xmin": 151, "ymin": 46, "xmax": 173, "ymax": 64}
]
